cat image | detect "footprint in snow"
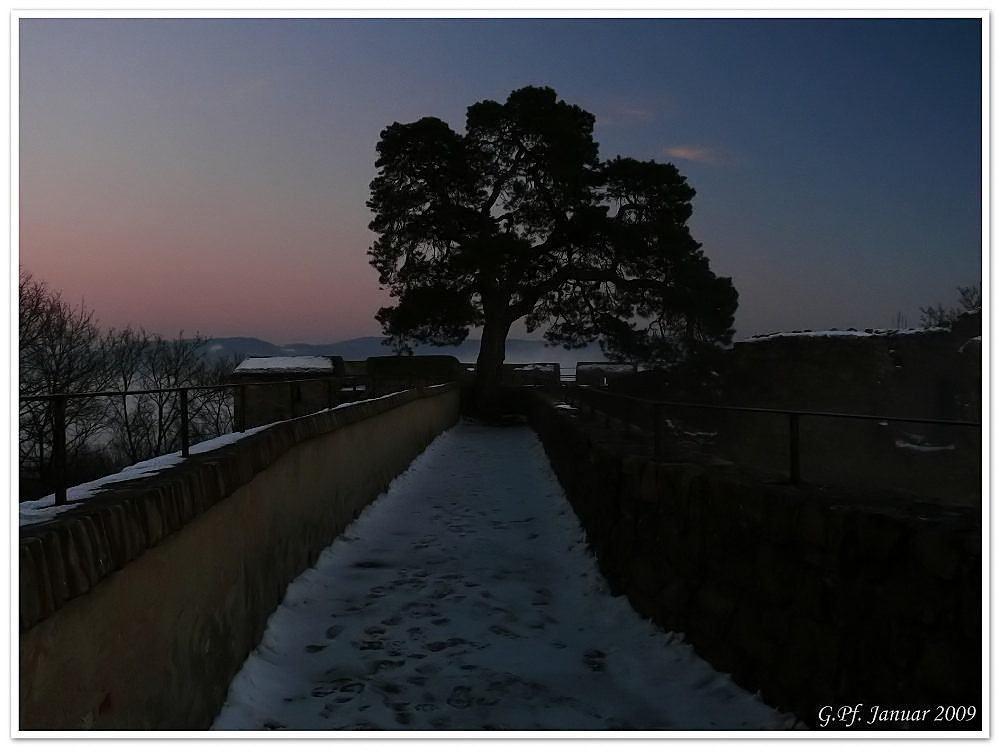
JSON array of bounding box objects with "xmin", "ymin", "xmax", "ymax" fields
[
  {"xmin": 583, "ymin": 648, "xmax": 607, "ymax": 672},
  {"xmin": 489, "ymin": 624, "xmax": 522, "ymax": 639},
  {"xmin": 446, "ymin": 685, "xmax": 474, "ymax": 708}
]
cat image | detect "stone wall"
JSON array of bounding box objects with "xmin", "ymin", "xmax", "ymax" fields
[
  {"xmin": 366, "ymin": 355, "xmax": 462, "ymax": 397},
  {"xmin": 19, "ymin": 385, "xmax": 460, "ymax": 730},
  {"xmin": 526, "ymin": 390, "xmax": 981, "ymax": 730},
  {"xmin": 232, "ymin": 355, "xmax": 347, "ymax": 429},
  {"xmin": 712, "ymin": 321, "xmax": 982, "ymax": 506}
]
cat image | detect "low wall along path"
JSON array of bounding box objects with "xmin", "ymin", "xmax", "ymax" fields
[{"xmin": 20, "ymin": 385, "xmax": 460, "ymax": 730}]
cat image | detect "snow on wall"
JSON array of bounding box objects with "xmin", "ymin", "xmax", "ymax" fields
[
  {"xmin": 959, "ymin": 336, "xmax": 981, "ymax": 354},
  {"xmin": 742, "ymin": 327, "xmax": 948, "ymax": 343},
  {"xmin": 234, "ymin": 356, "xmax": 337, "ymax": 374}
]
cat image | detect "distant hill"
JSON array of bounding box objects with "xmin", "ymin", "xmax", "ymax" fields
[
  {"xmin": 198, "ymin": 337, "xmax": 287, "ymax": 359},
  {"xmin": 200, "ymin": 336, "xmax": 606, "ymax": 369}
]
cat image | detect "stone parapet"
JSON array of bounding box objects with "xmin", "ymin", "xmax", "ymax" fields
[{"xmin": 526, "ymin": 390, "xmax": 981, "ymax": 730}]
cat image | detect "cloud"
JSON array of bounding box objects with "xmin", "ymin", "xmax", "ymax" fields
[
  {"xmin": 594, "ymin": 100, "xmax": 662, "ymax": 129},
  {"xmin": 664, "ymin": 145, "xmax": 727, "ymax": 165}
]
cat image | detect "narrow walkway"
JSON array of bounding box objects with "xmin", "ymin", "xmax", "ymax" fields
[{"xmin": 212, "ymin": 419, "xmax": 796, "ymax": 732}]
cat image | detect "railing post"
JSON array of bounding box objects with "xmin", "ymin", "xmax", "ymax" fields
[
  {"xmin": 237, "ymin": 384, "xmax": 246, "ymax": 432},
  {"xmin": 654, "ymin": 402, "xmax": 663, "ymax": 456},
  {"xmin": 52, "ymin": 395, "xmax": 67, "ymax": 506},
  {"xmin": 180, "ymin": 388, "xmax": 190, "ymax": 458},
  {"xmin": 289, "ymin": 381, "xmax": 296, "ymax": 419},
  {"xmin": 789, "ymin": 412, "xmax": 801, "ymax": 484}
]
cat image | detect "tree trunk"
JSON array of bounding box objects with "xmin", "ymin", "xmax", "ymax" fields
[{"xmin": 472, "ymin": 316, "xmax": 511, "ymax": 419}]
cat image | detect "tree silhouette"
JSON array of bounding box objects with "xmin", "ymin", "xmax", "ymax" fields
[
  {"xmin": 367, "ymin": 86, "xmax": 737, "ymax": 415},
  {"xmin": 919, "ymin": 283, "xmax": 981, "ymax": 328}
]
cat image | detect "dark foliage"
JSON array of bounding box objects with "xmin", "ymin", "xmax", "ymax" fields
[{"xmin": 367, "ymin": 86, "xmax": 737, "ymax": 414}]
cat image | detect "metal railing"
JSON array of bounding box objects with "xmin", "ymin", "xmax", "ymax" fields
[
  {"xmin": 557, "ymin": 383, "xmax": 981, "ymax": 487},
  {"xmin": 20, "ymin": 375, "xmax": 361, "ymax": 506}
]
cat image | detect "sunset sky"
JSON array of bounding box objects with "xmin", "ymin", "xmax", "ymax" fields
[{"xmin": 16, "ymin": 14, "xmax": 984, "ymax": 345}]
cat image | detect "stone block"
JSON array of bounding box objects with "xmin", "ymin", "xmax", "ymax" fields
[
  {"xmin": 884, "ymin": 622, "xmax": 931, "ymax": 671},
  {"xmin": 68, "ymin": 519, "xmax": 102, "ymax": 589},
  {"xmin": 40, "ymin": 531, "xmax": 70, "ymax": 613},
  {"xmin": 958, "ymin": 588, "xmax": 983, "ymax": 642},
  {"xmin": 913, "ymin": 641, "xmax": 966, "ymax": 697},
  {"xmin": 83, "ymin": 513, "xmax": 113, "ymax": 579},
  {"xmin": 792, "ymin": 572, "xmax": 833, "ymax": 620},
  {"xmin": 694, "ymin": 580, "xmax": 741, "ymax": 619},
  {"xmin": 679, "ymin": 529, "xmax": 704, "ymax": 568},
  {"xmin": 20, "ymin": 539, "xmax": 46, "ymax": 630},
  {"xmin": 909, "ymin": 526, "xmax": 962, "ymax": 580},
  {"xmin": 627, "ymin": 586, "xmax": 661, "ymax": 623},
  {"xmin": 95, "ymin": 504, "xmax": 128, "ymax": 569},
  {"xmin": 137, "ymin": 493, "xmax": 166, "ymax": 548},
  {"xmin": 626, "ymin": 456, "xmax": 656, "ymax": 504},
  {"xmin": 798, "ymin": 501, "xmax": 828, "ymax": 547},
  {"xmin": 824, "ymin": 504, "xmax": 852, "ymax": 557},
  {"xmin": 654, "ymin": 463, "xmax": 690, "ymax": 513},
  {"xmin": 686, "ymin": 472, "xmax": 714, "ymax": 509},
  {"xmin": 852, "ymin": 510, "xmax": 903, "ymax": 562},
  {"xmin": 758, "ymin": 493, "xmax": 800, "ymax": 543},
  {"xmin": 656, "ymin": 514, "xmax": 683, "ymax": 557},
  {"xmin": 55, "ymin": 524, "xmax": 91, "ymax": 598},
  {"xmin": 963, "ymin": 530, "xmax": 982, "ymax": 558},
  {"xmin": 776, "ymin": 618, "xmax": 841, "ymax": 714},
  {"xmin": 711, "ymin": 554, "xmax": 754, "ymax": 588},
  {"xmin": 754, "ymin": 542, "xmax": 797, "ymax": 606},
  {"xmin": 659, "ymin": 577, "xmax": 693, "ymax": 617},
  {"xmin": 730, "ymin": 602, "xmax": 783, "ymax": 668},
  {"xmin": 687, "ymin": 609, "xmax": 729, "ymax": 647},
  {"xmin": 629, "ymin": 556, "xmax": 660, "ymax": 599}
]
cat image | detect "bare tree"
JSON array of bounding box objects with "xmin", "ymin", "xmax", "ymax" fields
[
  {"xmin": 919, "ymin": 283, "xmax": 981, "ymax": 328},
  {"xmin": 19, "ymin": 269, "xmax": 116, "ymax": 498},
  {"xmin": 103, "ymin": 326, "xmax": 158, "ymax": 465},
  {"xmin": 102, "ymin": 331, "xmax": 224, "ymax": 463},
  {"xmin": 188, "ymin": 352, "xmax": 238, "ymax": 440},
  {"xmin": 20, "ymin": 270, "xmax": 244, "ymax": 502},
  {"xmin": 141, "ymin": 333, "xmax": 208, "ymax": 455}
]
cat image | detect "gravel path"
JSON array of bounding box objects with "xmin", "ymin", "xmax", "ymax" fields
[{"xmin": 211, "ymin": 419, "xmax": 797, "ymax": 732}]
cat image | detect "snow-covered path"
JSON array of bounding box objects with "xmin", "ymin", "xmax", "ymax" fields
[{"xmin": 212, "ymin": 419, "xmax": 797, "ymax": 733}]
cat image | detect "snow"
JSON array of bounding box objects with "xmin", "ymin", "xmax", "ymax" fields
[
  {"xmin": 211, "ymin": 419, "xmax": 800, "ymax": 736},
  {"xmin": 959, "ymin": 336, "xmax": 981, "ymax": 354},
  {"xmin": 744, "ymin": 327, "xmax": 948, "ymax": 342},
  {"xmin": 511, "ymin": 363, "xmax": 557, "ymax": 372},
  {"xmin": 18, "ymin": 423, "xmax": 277, "ymax": 527},
  {"xmin": 894, "ymin": 440, "xmax": 956, "ymax": 453},
  {"xmin": 577, "ymin": 363, "xmax": 634, "ymax": 372},
  {"xmin": 234, "ymin": 356, "xmax": 337, "ymax": 374},
  {"xmin": 893, "ymin": 431, "xmax": 957, "ymax": 453},
  {"xmin": 18, "ymin": 391, "xmax": 410, "ymax": 528}
]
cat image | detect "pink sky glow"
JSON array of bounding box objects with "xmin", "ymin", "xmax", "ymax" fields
[{"xmin": 17, "ymin": 17, "xmax": 983, "ymax": 345}]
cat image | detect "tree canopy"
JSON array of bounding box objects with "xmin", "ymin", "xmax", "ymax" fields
[{"xmin": 367, "ymin": 86, "xmax": 737, "ymax": 413}]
